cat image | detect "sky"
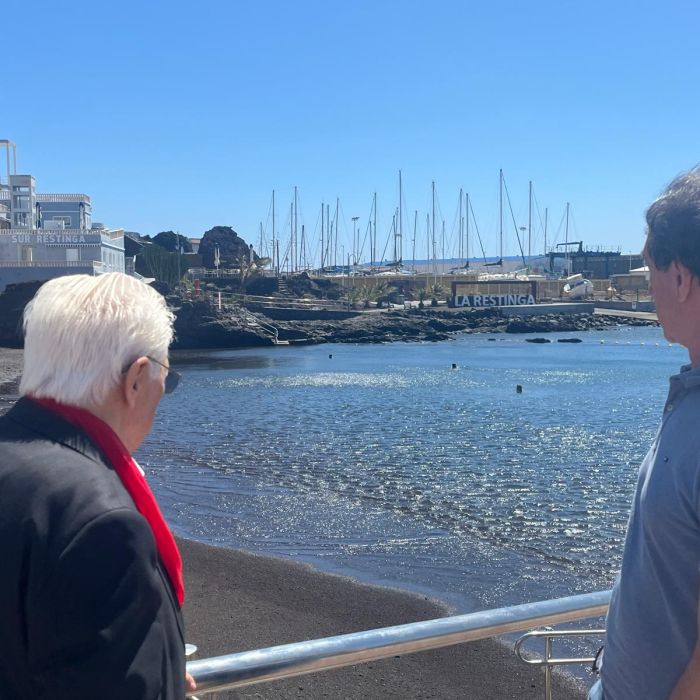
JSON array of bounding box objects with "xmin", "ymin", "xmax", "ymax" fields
[{"xmin": 4, "ymin": 0, "xmax": 700, "ymax": 265}]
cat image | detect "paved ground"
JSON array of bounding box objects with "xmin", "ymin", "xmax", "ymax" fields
[{"xmin": 594, "ymin": 308, "xmax": 658, "ymax": 321}]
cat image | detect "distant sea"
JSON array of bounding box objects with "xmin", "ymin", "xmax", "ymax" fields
[{"xmin": 141, "ymin": 326, "xmax": 681, "ymax": 615}]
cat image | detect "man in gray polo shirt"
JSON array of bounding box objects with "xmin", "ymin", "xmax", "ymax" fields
[{"xmin": 592, "ymin": 169, "xmax": 700, "ymax": 699}]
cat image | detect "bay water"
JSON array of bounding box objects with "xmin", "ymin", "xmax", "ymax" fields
[{"xmin": 141, "ymin": 325, "xmax": 681, "ymax": 617}]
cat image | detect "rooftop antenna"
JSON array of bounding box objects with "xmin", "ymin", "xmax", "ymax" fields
[{"xmin": 0, "ymin": 139, "xmax": 17, "ymax": 188}]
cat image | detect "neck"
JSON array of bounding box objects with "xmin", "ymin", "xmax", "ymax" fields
[
  {"xmin": 690, "ymin": 349, "xmax": 700, "ymax": 368},
  {"xmin": 83, "ymin": 395, "xmax": 133, "ymax": 453}
]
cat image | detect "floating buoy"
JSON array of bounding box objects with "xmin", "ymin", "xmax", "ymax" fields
[
  {"xmin": 516, "ymin": 384, "xmax": 523, "ymax": 394},
  {"xmin": 329, "ymin": 354, "xmax": 333, "ymax": 359},
  {"xmin": 452, "ymin": 363, "xmax": 457, "ymax": 369}
]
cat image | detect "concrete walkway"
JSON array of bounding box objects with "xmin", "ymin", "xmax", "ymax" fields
[{"xmin": 594, "ymin": 308, "xmax": 658, "ymax": 321}]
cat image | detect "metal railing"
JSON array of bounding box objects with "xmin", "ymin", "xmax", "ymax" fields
[
  {"xmin": 515, "ymin": 628, "xmax": 606, "ymax": 700},
  {"xmin": 0, "ymin": 259, "xmax": 101, "ymax": 269},
  {"xmin": 239, "ymin": 306, "xmax": 281, "ymax": 344},
  {"xmin": 0, "ymin": 192, "xmax": 92, "ymax": 203},
  {"xmin": 208, "ymin": 290, "xmax": 348, "ymax": 312},
  {"xmin": 186, "ymin": 589, "xmax": 610, "ymax": 697},
  {"xmin": 241, "ymin": 293, "xmax": 348, "ymax": 310}
]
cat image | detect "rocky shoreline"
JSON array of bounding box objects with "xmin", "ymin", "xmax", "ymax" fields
[
  {"xmin": 272, "ymin": 308, "xmax": 655, "ymax": 345},
  {"xmin": 0, "ymin": 281, "xmax": 657, "ymax": 349},
  {"xmin": 168, "ymin": 297, "xmax": 656, "ymax": 348}
]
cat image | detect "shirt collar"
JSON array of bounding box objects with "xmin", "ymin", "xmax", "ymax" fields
[{"xmin": 673, "ymin": 363, "xmax": 700, "ymax": 390}]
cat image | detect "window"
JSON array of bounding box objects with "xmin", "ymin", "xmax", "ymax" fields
[
  {"xmin": 12, "ymin": 186, "xmax": 30, "ymax": 193},
  {"xmin": 20, "ymin": 246, "xmax": 33, "ymax": 262},
  {"xmin": 66, "ymin": 249, "xmax": 79, "ymax": 262},
  {"xmin": 53, "ymin": 216, "xmax": 72, "ymax": 229},
  {"xmin": 12, "ymin": 195, "xmax": 30, "ymax": 209}
]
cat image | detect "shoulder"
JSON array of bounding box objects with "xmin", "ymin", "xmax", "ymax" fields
[{"xmin": 0, "ymin": 399, "xmax": 143, "ymax": 560}]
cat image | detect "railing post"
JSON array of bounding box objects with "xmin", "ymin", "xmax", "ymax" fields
[{"xmin": 544, "ymin": 633, "xmax": 553, "ymax": 700}]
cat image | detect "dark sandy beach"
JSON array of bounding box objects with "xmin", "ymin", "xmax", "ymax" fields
[
  {"xmin": 0, "ymin": 349, "xmax": 588, "ymax": 698},
  {"xmin": 180, "ymin": 538, "xmax": 588, "ymax": 699}
]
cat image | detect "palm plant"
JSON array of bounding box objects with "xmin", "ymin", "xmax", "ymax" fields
[
  {"xmin": 237, "ymin": 255, "xmax": 271, "ymax": 294},
  {"xmin": 429, "ymin": 283, "xmax": 444, "ymax": 306}
]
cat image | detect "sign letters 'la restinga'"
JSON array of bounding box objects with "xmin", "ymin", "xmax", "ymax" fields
[{"xmin": 454, "ymin": 294, "xmax": 536, "ymax": 307}]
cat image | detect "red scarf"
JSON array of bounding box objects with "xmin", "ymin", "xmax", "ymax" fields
[{"xmin": 30, "ymin": 397, "xmax": 185, "ymax": 607}]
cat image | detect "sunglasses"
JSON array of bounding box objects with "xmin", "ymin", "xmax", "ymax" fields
[{"xmin": 146, "ymin": 356, "xmax": 181, "ymax": 394}]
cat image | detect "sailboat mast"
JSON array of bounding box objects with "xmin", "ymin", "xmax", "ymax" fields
[
  {"xmin": 289, "ymin": 202, "xmax": 293, "ymax": 274},
  {"xmin": 544, "ymin": 207, "xmax": 548, "ymax": 259},
  {"xmin": 499, "ymin": 168, "xmax": 503, "ymax": 261},
  {"xmin": 320, "ymin": 202, "xmax": 325, "ymax": 270},
  {"xmin": 459, "ymin": 188, "xmax": 463, "ymax": 260},
  {"xmin": 441, "ymin": 219, "xmax": 445, "ymax": 273},
  {"xmin": 293, "ymin": 185, "xmax": 298, "ymax": 273},
  {"xmin": 412, "ymin": 210, "xmax": 417, "ymax": 272},
  {"xmin": 326, "ymin": 204, "xmax": 330, "ymax": 268},
  {"xmin": 398, "ymin": 170, "xmax": 403, "ymax": 264},
  {"xmin": 465, "ymin": 192, "xmax": 470, "ymax": 268},
  {"xmin": 372, "ymin": 192, "xmax": 377, "ymax": 270},
  {"xmin": 528, "ymin": 180, "xmax": 532, "ymax": 261},
  {"xmin": 334, "ymin": 197, "xmax": 339, "ymax": 269},
  {"xmin": 565, "ymin": 202, "xmax": 570, "ymax": 274},
  {"xmin": 426, "ymin": 213, "xmax": 430, "ymax": 270},
  {"xmin": 393, "ymin": 207, "xmax": 399, "ymax": 265},
  {"xmin": 272, "ymin": 189, "xmax": 276, "ymax": 275},
  {"xmin": 432, "ymin": 181, "xmax": 436, "ymax": 276}
]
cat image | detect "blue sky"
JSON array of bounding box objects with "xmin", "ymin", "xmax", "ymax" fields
[{"xmin": 5, "ymin": 0, "xmax": 700, "ymax": 264}]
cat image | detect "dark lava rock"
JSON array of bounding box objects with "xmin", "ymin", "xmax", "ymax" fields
[
  {"xmin": 171, "ymin": 298, "xmax": 274, "ymax": 349},
  {"xmin": 525, "ymin": 337, "xmax": 552, "ymax": 344},
  {"xmin": 0, "ymin": 281, "xmax": 43, "ymax": 347},
  {"xmin": 558, "ymin": 338, "xmax": 583, "ymax": 343}
]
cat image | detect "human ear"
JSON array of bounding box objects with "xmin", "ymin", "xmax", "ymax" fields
[
  {"xmin": 674, "ymin": 262, "xmax": 693, "ymax": 302},
  {"xmin": 123, "ymin": 357, "xmax": 149, "ymax": 408}
]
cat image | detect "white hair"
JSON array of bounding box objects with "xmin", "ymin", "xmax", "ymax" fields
[{"xmin": 20, "ymin": 273, "xmax": 175, "ymax": 408}]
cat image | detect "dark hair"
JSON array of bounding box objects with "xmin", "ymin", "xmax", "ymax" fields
[{"xmin": 645, "ymin": 168, "xmax": 700, "ymax": 278}]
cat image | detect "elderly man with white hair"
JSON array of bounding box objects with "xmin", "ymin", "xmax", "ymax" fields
[{"xmin": 0, "ymin": 273, "xmax": 195, "ymax": 699}]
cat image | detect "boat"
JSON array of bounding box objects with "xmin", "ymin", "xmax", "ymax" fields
[{"xmin": 562, "ymin": 273, "xmax": 593, "ymax": 298}]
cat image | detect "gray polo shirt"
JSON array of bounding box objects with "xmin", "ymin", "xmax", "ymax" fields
[{"xmin": 602, "ymin": 364, "xmax": 700, "ymax": 699}]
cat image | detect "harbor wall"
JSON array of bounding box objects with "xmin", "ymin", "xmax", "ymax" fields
[
  {"xmin": 500, "ymin": 303, "xmax": 595, "ymax": 317},
  {"xmin": 250, "ymin": 306, "xmax": 360, "ymax": 321},
  {"xmin": 594, "ymin": 300, "xmax": 655, "ymax": 312}
]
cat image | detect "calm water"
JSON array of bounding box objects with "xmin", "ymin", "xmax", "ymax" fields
[{"xmin": 140, "ymin": 325, "xmax": 682, "ymax": 614}]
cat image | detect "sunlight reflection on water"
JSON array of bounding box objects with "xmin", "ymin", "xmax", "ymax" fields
[{"xmin": 142, "ymin": 326, "xmax": 682, "ymax": 613}]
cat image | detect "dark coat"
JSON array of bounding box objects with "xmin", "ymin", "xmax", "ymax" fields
[{"xmin": 0, "ymin": 398, "xmax": 185, "ymax": 699}]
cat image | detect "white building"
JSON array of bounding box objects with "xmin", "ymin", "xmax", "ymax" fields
[{"xmin": 0, "ymin": 140, "xmax": 127, "ymax": 292}]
